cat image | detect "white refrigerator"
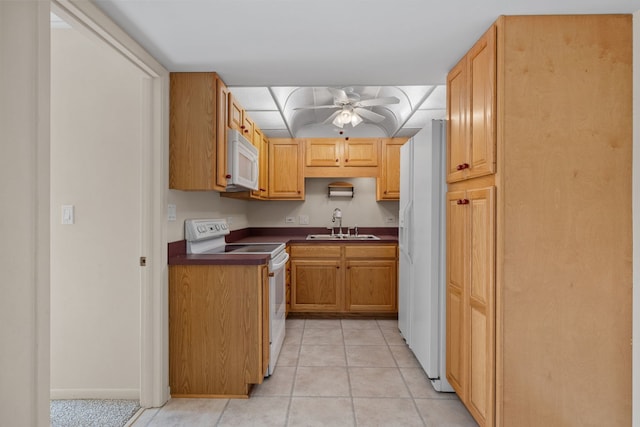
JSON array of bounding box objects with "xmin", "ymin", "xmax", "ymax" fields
[{"xmin": 398, "ymin": 119, "xmax": 453, "ymax": 392}]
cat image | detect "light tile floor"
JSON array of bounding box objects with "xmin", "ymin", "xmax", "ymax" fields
[{"xmin": 131, "ymin": 318, "xmax": 478, "ymax": 427}]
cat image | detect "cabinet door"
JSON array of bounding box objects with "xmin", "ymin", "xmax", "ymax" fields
[
  {"xmin": 345, "ymin": 259, "xmax": 396, "ymax": 312},
  {"xmin": 228, "ymin": 93, "xmax": 244, "ymax": 133},
  {"xmin": 446, "ymin": 59, "xmax": 468, "ymax": 183},
  {"xmin": 377, "ymin": 138, "xmax": 405, "ymax": 200},
  {"xmin": 261, "ymin": 265, "xmax": 269, "ymax": 379},
  {"xmin": 446, "ymin": 186, "xmax": 495, "ymax": 426},
  {"xmin": 466, "ymin": 186, "xmax": 495, "ymax": 426},
  {"xmin": 446, "ymin": 190, "xmax": 467, "ymax": 397},
  {"xmin": 343, "ymin": 138, "xmax": 378, "ymax": 167},
  {"xmin": 291, "ymin": 259, "xmax": 342, "ymax": 312},
  {"xmin": 215, "ymin": 77, "xmax": 229, "ymax": 189},
  {"xmin": 242, "ymin": 114, "xmax": 254, "ymax": 140},
  {"xmin": 305, "ymin": 139, "xmax": 341, "ymax": 167},
  {"xmin": 466, "ymin": 26, "xmax": 496, "ymax": 180},
  {"xmin": 258, "ymin": 133, "xmax": 269, "ymax": 199},
  {"xmin": 268, "ymin": 139, "xmax": 304, "ymax": 200}
]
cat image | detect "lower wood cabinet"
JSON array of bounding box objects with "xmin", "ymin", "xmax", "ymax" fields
[
  {"xmin": 290, "ymin": 243, "xmax": 397, "ymax": 314},
  {"xmin": 169, "ymin": 263, "xmax": 269, "ymax": 398}
]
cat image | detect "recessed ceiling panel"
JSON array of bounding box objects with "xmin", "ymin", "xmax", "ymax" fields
[
  {"xmin": 403, "ymin": 109, "xmax": 446, "ymax": 129},
  {"xmin": 246, "ymin": 111, "xmax": 287, "ymax": 130},
  {"xmin": 228, "ymin": 87, "xmax": 278, "ymax": 110},
  {"xmin": 420, "ymin": 86, "xmax": 447, "ymax": 110}
]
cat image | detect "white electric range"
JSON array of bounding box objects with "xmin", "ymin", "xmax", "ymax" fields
[{"xmin": 185, "ymin": 218, "xmax": 288, "ymax": 376}]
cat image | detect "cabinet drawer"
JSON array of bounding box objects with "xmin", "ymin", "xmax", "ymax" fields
[
  {"xmin": 290, "ymin": 245, "xmax": 341, "ymax": 258},
  {"xmin": 344, "ymin": 245, "xmax": 396, "ymax": 259}
]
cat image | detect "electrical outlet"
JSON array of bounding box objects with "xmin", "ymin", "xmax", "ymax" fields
[
  {"xmin": 384, "ymin": 216, "xmax": 396, "ymax": 223},
  {"xmin": 285, "ymin": 216, "xmax": 296, "ymax": 224},
  {"xmin": 299, "ymin": 215, "xmax": 309, "ymax": 225}
]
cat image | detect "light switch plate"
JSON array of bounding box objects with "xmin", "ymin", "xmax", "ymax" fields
[
  {"xmin": 384, "ymin": 216, "xmax": 396, "ymax": 223},
  {"xmin": 299, "ymin": 215, "xmax": 309, "ymax": 225},
  {"xmin": 285, "ymin": 216, "xmax": 295, "ymax": 224},
  {"xmin": 167, "ymin": 204, "xmax": 177, "ymax": 221},
  {"xmin": 62, "ymin": 205, "xmax": 74, "ymax": 225}
]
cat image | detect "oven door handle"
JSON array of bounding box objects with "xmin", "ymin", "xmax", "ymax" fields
[{"xmin": 270, "ymin": 252, "xmax": 289, "ymax": 271}]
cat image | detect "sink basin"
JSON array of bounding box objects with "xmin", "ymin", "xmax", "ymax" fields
[{"xmin": 306, "ymin": 234, "xmax": 380, "ymax": 240}]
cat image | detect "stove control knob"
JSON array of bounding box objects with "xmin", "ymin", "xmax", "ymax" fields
[{"xmin": 214, "ymin": 224, "xmax": 220, "ymax": 231}]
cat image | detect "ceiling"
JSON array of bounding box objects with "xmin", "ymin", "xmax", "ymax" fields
[{"xmin": 92, "ymin": 0, "xmax": 638, "ymax": 138}]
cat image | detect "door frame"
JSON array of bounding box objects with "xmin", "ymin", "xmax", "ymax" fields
[{"xmin": 51, "ymin": 0, "xmax": 169, "ymax": 407}]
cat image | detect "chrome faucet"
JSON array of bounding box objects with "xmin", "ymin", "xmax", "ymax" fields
[{"xmin": 332, "ymin": 208, "xmax": 343, "ymax": 237}]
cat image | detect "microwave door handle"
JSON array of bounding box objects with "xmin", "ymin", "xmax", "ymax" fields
[{"xmin": 253, "ymin": 156, "xmax": 259, "ymax": 182}]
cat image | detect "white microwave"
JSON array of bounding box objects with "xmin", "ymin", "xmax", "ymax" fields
[{"xmin": 226, "ymin": 129, "xmax": 259, "ymax": 192}]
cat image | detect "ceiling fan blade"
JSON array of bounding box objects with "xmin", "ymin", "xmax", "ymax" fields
[
  {"xmin": 353, "ymin": 107, "xmax": 385, "ymax": 123},
  {"xmin": 323, "ymin": 110, "xmax": 342, "ymax": 125},
  {"xmin": 293, "ymin": 105, "xmax": 339, "ymax": 110},
  {"xmin": 355, "ymin": 96, "xmax": 400, "ymax": 107},
  {"xmin": 328, "ymin": 87, "xmax": 349, "ymax": 104}
]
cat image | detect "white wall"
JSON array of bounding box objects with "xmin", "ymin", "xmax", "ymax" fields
[
  {"xmin": 0, "ymin": 2, "xmax": 50, "ymax": 425},
  {"xmin": 247, "ymin": 178, "xmax": 398, "ymax": 228},
  {"xmin": 166, "ymin": 180, "xmax": 399, "ymax": 242},
  {"xmin": 633, "ymin": 10, "xmax": 639, "ymax": 427},
  {"xmin": 166, "ymin": 190, "xmax": 249, "ymax": 242},
  {"xmin": 50, "ymin": 26, "xmax": 143, "ymax": 399}
]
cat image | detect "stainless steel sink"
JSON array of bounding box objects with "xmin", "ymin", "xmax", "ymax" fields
[{"xmin": 306, "ymin": 234, "xmax": 380, "ymax": 240}]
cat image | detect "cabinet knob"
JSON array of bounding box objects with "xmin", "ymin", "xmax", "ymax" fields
[
  {"xmin": 335, "ymin": 159, "xmax": 339, "ymax": 162},
  {"xmin": 240, "ymin": 125, "xmax": 245, "ymax": 129},
  {"xmin": 456, "ymin": 163, "xmax": 470, "ymax": 171},
  {"xmin": 457, "ymin": 199, "xmax": 470, "ymax": 205},
  {"xmin": 225, "ymin": 174, "xmax": 231, "ymax": 179},
  {"xmin": 345, "ymin": 159, "xmax": 349, "ymax": 163},
  {"xmin": 268, "ymin": 272, "xmax": 275, "ymax": 277},
  {"xmin": 244, "ymin": 129, "xmax": 249, "ymax": 133},
  {"xmin": 336, "ymin": 266, "xmax": 340, "ymax": 269}
]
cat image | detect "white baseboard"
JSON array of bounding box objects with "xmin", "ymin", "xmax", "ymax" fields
[{"xmin": 50, "ymin": 388, "xmax": 140, "ymax": 400}]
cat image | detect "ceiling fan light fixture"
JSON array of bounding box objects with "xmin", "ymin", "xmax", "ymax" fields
[
  {"xmin": 340, "ymin": 109, "xmax": 352, "ymax": 123},
  {"xmin": 350, "ymin": 113, "xmax": 363, "ymax": 127},
  {"xmin": 332, "ymin": 114, "xmax": 345, "ymax": 128}
]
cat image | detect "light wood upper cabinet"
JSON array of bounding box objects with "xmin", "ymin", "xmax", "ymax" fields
[
  {"xmin": 304, "ymin": 138, "xmax": 380, "ymax": 178},
  {"xmin": 447, "ymin": 25, "xmax": 496, "ymax": 183},
  {"xmin": 169, "ymin": 72, "xmax": 228, "ymax": 191},
  {"xmin": 268, "ymin": 138, "xmax": 304, "ymax": 200},
  {"xmin": 377, "ymin": 138, "xmax": 407, "ymax": 201},
  {"xmin": 228, "ymin": 93, "xmax": 254, "ymax": 139}
]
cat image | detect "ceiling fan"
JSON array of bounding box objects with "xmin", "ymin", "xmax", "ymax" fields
[{"xmin": 294, "ymin": 87, "xmax": 400, "ymax": 128}]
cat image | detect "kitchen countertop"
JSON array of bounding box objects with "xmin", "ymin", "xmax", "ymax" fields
[{"xmin": 168, "ymin": 227, "xmax": 398, "ymax": 266}]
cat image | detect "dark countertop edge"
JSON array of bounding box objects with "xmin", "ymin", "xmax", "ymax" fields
[
  {"xmin": 168, "ymin": 253, "xmax": 270, "ymax": 266},
  {"xmin": 168, "ymin": 227, "xmax": 398, "ymax": 265}
]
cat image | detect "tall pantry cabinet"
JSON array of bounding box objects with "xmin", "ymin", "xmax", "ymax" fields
[{"xmin": 445, "ymin": 15, "xmax": 632, "ymax": 427}]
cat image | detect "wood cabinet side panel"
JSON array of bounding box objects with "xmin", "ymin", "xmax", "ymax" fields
[
  {"xmin": 497, "ymin": 15, "xmax": 632, "ymax": 426},
  {"xmin": 169, "ymin": 265, "xmax": 262, "ymax": 396},
  {"xmin": 169, "ymin": 73, "xmax": 217, "ymax": 190}
]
